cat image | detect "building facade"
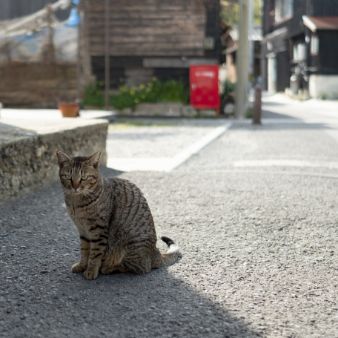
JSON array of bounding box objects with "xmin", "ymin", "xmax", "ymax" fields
[
  {"xmin": 262, "ymin": 0, "xmax": 338, "ymax": 98},
  {"xmin": 83, "ymin": 0, "xmax": 221, "ymax": 88}
]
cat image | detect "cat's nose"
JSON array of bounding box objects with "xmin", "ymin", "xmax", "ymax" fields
[{"xmin": 71, "ymin": 179, "xmax": 81, "ymax": 190}]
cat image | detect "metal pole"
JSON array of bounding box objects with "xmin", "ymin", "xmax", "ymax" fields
[
  {"xmin": 253, "ymin": 83, "xmax": 262, "ymax": 125},
  {"xmin": 76, "ymin": 2, "xmax": 82, "ymax": 104},
  {"xmin": 235, "ymin": 0, "xmax": 249, "ymax": 119},
  {"xmin": 104, "ymin": 0, "xmax": 110, "ymax": 109}
]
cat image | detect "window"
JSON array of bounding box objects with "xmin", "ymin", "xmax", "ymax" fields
[
  {"xmin": 310, "ymin": 35, "xmax": 319, "ymax": 56},
  {"xmin": 275, "ymin": 0, "xmax": 293, "ymax": 23},
  {"xmin": 293, "ymin": 42, "xmax": 306, "ymax": 61}
]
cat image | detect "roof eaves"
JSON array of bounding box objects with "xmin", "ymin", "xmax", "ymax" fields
[{"xmin": 302, "ymin": 15, "xmax": 317, "ymax": 32}]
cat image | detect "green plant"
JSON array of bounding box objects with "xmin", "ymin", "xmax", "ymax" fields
[
  {"xmin": 83, "ymin": 79, "xmax": 189, "ymax": 110},
  {"xmin": 82, "ymin": 82, "xmax": 104, "ymax": 108},
  {"xmin": 110, "ymin": 86, "xmax": 138, "ymax": 110},
  {"xmin": 221, "ymin": 0, "xmax": 262, "ymax": 27},
  {"xmin": 222, "ymin": 80, "xmax": 236, "ymax": 98},
  {"xmin": 246, "ymin": 108, "xmax": 253, "ymax": 119},
  {"xmin": 110, "ymin": 79, "xmax": 189, "ymax": 110}
]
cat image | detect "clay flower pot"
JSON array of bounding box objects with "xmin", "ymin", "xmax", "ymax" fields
[{"xmin": 58, "ymin": 102, "xmax": 80, "ymax": 118}]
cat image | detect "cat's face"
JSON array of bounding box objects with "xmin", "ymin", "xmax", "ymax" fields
[{"xmin": 56, "ymin": 151, "xmax": 101, "ymax": 194}]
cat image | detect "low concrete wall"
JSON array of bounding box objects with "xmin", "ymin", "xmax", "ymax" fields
[
  {"xmin": 118, "ymin": 103, "xmax": 218, "ymax": 118},
  {"xmin": 309, "ymin": 75, "xmax": 338, "ymax": 99},
  {"xmin": 0, "ymin": 121, "xmax": 108, "ymax": 202}
]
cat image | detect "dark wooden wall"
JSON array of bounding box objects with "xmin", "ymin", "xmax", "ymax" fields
[
  {"xmin": 276, "ymin": 50, "xmax": 290, "ymax": 91},
  {"xmin": 262, "ymin": 0, "xmax": 274, "ymax": 35},
  {"xmin": 85, "ymin": 0, "xmax": 208, "ymax": 57},
  {"xmin": 318, "ymin": 31, "xmax": 338, "ymax": 75},
  {"xmin": 309, "ymin": 0, "xmax": 338, "ymax": 16},
  {"xmin": 91, "ymin": 55, "xmax": 191, "ymax": 88}
]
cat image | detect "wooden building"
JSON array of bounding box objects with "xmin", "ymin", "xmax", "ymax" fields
[
  {"xmin": 0, "ymin": 0, "xmax": 75, "ymax": 107},
  {"xmin": 83, "ymin": 0, "xmax": 221, "ymax": 88},
  {"xmin": 262, "ymin": 0, "xmax": 338, "ymax": 98}
]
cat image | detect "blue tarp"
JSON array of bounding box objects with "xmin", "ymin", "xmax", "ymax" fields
[{"xmin": 0, "ymin": 21, "xmax": 77, "ymax": 63}]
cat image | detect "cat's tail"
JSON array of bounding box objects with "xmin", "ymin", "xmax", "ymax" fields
[{"xmin": 159, "ymin": 236, "xmax": 181, "ymax": 267}]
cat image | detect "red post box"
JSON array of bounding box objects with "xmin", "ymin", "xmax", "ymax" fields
[{"xmin": 190, "ymin": 64, "xmax": 220, "ymax": 112}]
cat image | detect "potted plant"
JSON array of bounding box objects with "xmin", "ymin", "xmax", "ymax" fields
[{"xmin": 58, "ymin": 95, "xmax": 80, "ymax": 118}]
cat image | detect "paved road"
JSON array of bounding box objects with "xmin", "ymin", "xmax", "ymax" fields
[
  {"xmin": 106, "ymin": 118, "xmax": 229, "ymax": 171},
  {"xmin": 1, "ymin": 96, "xmax": 338, "ymax": 337}
]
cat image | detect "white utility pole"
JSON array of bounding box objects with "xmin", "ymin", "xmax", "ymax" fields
[
  {"xmin": 248, "ymin": 0, "xmax": 254, "ymax": 77},
  {"xmin": 104, "ymin": 0, "xmax": 110, "ymax": 109},
  {"xmin": 235, "ymin": 0, "xmax": 250, "ymax": 119}
]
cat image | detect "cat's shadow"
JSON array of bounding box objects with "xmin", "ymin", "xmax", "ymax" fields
[{"xmin": 44, "ymin": 263, "xmax": 261, "ymax": 337}]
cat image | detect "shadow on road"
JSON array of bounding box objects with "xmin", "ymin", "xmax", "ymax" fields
[
  {"xmin": 0, "ymin": 174, "xmax": 261, "ymax": 338},
  {"xmin": 262, "ymin": 110, "xmax": 300, "ymax": 120}
]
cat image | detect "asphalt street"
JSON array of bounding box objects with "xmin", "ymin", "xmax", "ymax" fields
[{"xmin": 1, "ymin": 97, "xmax": 338, "ymax": 337}]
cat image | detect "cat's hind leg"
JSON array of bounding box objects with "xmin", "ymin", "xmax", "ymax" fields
[
  {"xmin": 100, "ymin": 247, "xmax": 126, "ymax": 274},
  {"xmin": 120, "ymin": 253, "xmax": 152, "ymax": 274}
]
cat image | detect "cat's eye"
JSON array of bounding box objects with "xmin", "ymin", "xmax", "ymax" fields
[
  {"xmin": 61, "ymin": 174, "xmax": 71, "ymax": 180},
  {"xmin": 81, "ymin": 175, "xmax": 95, "ymax": 181},
  {"xmin": 81, "ymin": 176, "xmax": 88, "ymax": 181}
]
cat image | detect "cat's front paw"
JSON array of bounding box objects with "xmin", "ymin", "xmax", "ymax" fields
[
  {"xmin": 71, "ymin": 262, "xmax": 86, "ymax": 273},
  {"xmin": 83, "ymin": 269, "xmax": 99, "ymax": 280}
]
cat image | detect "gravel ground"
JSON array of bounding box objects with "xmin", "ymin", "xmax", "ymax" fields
[
  {"xmin": 1, "ymin": 115, "xmax": 338, "ymax": 337},
  {"xmin": 107, "ymin": 119, "xmax": 225, "ymax": 158}
]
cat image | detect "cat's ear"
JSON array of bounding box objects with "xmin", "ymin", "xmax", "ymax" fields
[
  {"xmin": 87, "ymin": 151, "xmax": 101, "ymax": 169},
  {"xmin": 56, "ymin": 150, "xmax": 71, "ymax": 165}
]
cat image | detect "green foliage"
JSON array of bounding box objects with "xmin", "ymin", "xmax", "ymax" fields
[
  {"xmin": 246, "ymin": 108, "xmax": 253, "ymax": 119},
  {"xmin": 110, "ymin": 79, "xmax": 189, "ymax": 110},
  {"xmin": 220, "ymin": 0, "xmax": 240, "ymax": 27},
  {"xmin": 253, "ymin": 0, "xmax": 262, "ymax": 25},
  {"xmin": 83, "ymin": 79, "xmax": 189, "ymax": 110},
  {"xmin": 222, "ymin": 80, "xmax": 236, "ymax": 98},
  {"xmin": 82, "ymin": 82, "xmax": 104, "ymax": 108},
  {"xmin": 221, "ymin": 0, "xmax": 262, "ymax": 27}
]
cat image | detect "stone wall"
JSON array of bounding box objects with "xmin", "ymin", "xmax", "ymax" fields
[{"xmin": 0, "ymin": 121, "xmax": 108, "ymax": 202}]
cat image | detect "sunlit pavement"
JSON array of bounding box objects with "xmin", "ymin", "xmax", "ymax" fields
[
  {"xmin": 107, "ymin": 118, "xmax": 231, "ymax": 172},
  {"xmin": 0, "ymin": 95, "xmax": 337, "ymax": 337}
]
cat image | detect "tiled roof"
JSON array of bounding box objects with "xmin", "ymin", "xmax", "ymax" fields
[{"xmin": 303, "ymin": 16, "xmax": 338, "ymax": 32}]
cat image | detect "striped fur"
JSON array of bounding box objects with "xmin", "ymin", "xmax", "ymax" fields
[{"xmin": 56, "ymin": 151, "xmax": 181, "ymax": 280}]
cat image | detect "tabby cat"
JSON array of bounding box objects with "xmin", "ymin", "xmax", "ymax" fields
[{"xmin": 56, "ymin": 150, "xmax": 180, "ymax": 280}]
